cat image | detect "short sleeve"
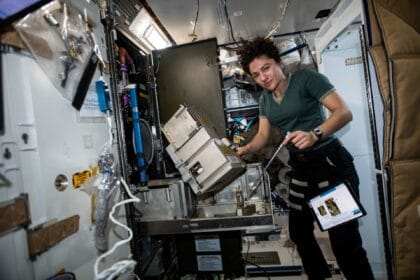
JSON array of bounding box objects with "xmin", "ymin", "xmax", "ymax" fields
[
  {"xmin": 303, "ymin": 69, "xmax": 335, "ymax": 101},
  {"xmin": 259, "ymin": 92, "xmax": 268, "ymax": 117}
]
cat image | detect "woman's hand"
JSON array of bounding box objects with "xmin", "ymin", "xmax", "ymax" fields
[
  {"xmin": 282, "ymin": 130, "xmax": 318, "ymax": 150},
  {"xmin": 236, "ymin": 145, "xmax": 249, "ymax": 157}
]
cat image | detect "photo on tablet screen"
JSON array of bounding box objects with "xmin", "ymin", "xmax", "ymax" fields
[{"xmin": 309, "ymin": 183, "xmax": 366, "ymax": 231}]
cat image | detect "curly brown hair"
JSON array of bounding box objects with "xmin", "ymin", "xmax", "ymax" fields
[{"xmin": 237, "ymin": 37, "xmax": 280, "ymax": 74}]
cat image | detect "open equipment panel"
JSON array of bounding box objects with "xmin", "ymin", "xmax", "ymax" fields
[
  {"xmin": 6, "ymin": 1, "xmax": 275, "ymax": 276},
  {"xmin": 116, "ymin": 33, "xmax": 276, "ymax": 278}
]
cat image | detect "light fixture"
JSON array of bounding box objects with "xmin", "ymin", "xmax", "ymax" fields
[
  {"xmin": 143, "ymin": 25, "xmax": 169, "ymax": 49},
  {"xmin": 129, "ymin": 8, "xmax": 170, "ymax": 52}
]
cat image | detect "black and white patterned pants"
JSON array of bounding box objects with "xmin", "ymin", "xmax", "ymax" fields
[{"xmin": 287, "ymin": 139, "xmax": 374, "ymax": 280}]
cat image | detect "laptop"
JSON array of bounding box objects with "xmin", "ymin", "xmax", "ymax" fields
[
  {"xmin": 308, "ymin": 183, "xmax": 366, "ymax": 231},
  {"xmin": 0, "ymin": 0, "xmax": 53, "ymax": 28}
]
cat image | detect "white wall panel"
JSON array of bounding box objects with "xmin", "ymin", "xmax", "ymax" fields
[{"xmin": 319, "ymin": 27, "xmax": 386, "ymax": 278}]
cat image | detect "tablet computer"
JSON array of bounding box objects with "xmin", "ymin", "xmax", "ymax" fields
[{"xmin": 308, "ymin": 183, "xmax": 366, "ymax": 231}]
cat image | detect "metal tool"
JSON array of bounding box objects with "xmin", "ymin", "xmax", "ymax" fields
[{"xmin": 249, "ymin": 133, "xmax": 289, "ymax": 197}]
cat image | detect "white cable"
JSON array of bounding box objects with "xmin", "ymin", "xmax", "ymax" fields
[
  {"xmin": 266, "ymin": 21, "xmax": 281, "ymax": 39},
  {"xmin": 62, "ymin": 3, "xmax": 68, "ymax": 40},
  {"xmin": 106, "ymin": 113, "xmax": 113, "ymax": 147},
  {"xmin": 94, "ymin": 178, "xmax": 141, "ymax": 280},
  {"xmin": 265, "ymin": 0, "xmax": 289, "ymax": 39}
]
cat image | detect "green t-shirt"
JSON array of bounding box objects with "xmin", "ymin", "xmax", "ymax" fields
[{"xmin": 259, "ymin": 68, "xmax": 335, "ymax": 152}]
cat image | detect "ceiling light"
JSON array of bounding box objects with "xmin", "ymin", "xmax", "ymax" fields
[
  {"xmin": 129, "ymin": 8, "xmax": 170, "ymax": 51},
  {"xmin": 144, "ymin": 25, "xmax": 169, "ymax": 49}
]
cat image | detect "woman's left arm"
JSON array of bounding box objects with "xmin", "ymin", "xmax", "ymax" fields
[
  {"xmin": 316, "ymin": 90, "xmax": 352, "ymax": 138},
  {"xmin": 283, "ymin": 91, "xmax": 352, "ymax": 149}
]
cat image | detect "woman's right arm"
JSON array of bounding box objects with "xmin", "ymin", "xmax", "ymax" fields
[{"xmin": 236, "ymin": 117, "xmax": 271, "ymax": 156}]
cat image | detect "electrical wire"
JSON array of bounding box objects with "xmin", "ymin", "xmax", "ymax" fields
[
  {"xmin": 154, "ymin": 55, "xmax": 160, "ymax": 75},
  {"xmin": 247, "ymin": 166, "xmax": 268, "ymax": 198},
  {"xmin": 190, "ymin": 0, "xmax": 200, "ymax": 41},
  {"xmin": 223, "ymin": 0, "xmax": 238, "ymax": 45},
  {"xmin": 243, "ymin": 235, "xmax": 251, "ymax": 279},
  {"xmin": 216, "ymin": 0, "xmax": 225, "ymax": 27},
  {"xmin": 94, "ymin": 177, "xmax": 141, "ymax": 280},
  {"xmin": 245, "ymin": 260, "xmax": 272, "ymax": 279},
  {"xmin": 265, "ymin": 0, "xmax": 289, "ymax": 39},
  {"xmin": 106, "ymin": 112, "xmax": 113, "ymax": 147},
  {"xmin": 249, "ymin": 140, "xmax": 286, "ymax": 197},
  {"xmin": 247, "ymin": 132, "xmax": 289, "ymax": 198},
  {"xmin": 131, "ymin": 272, "xmax": 141, "ymax": 280}
]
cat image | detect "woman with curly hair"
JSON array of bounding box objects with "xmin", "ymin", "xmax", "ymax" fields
[{"xmin": 236, "ymin": 37, "xmax": 374, "ymax": 280}]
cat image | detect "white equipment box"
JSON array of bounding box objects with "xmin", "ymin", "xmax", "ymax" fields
[{"xmin": 162, "ymin": 105, "xmax": 246, "ymax": 195}]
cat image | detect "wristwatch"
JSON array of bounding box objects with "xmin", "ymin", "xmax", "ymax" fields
[{"xmin": 312, "ymin": 127, "xmax": 323, "ymax": 141}]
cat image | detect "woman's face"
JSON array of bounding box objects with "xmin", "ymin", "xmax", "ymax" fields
[{"xmin": 248, "ymin": 55, "xmax": 286, "ymax": 92}]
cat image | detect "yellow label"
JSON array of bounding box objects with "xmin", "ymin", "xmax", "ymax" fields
[
  {"xmin": 219, "ymin": 145, "xmax": 231, "ymax": 155},
  {"xmin": 345, "ymin": 56, "xmax": 362, "ymax": 66},
  {"xmin": 72, "ymin": 170, "xmax": 92, "ymax": 188},
  {"xmin": 91, "ymin": 166, "xmax": 99, "ymax": 176},
  {"xmin": 233, "ymin": 134, "xmax": 245, "ymax": 145},
  {"xmin": 139, "ymin": 92, "xmax": 148, "ymax": 99}
]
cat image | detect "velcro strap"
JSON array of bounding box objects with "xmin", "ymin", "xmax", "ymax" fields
[
  {"xmin": 318, "ymin": 180, "xmax": 330, "ymax": 188},
  {"xmin": 289, "ymin": 201, "xmax": 303, "ymax": 210},
  {"xmin": 291, "ymin": 178, "xmax": 308, "ymax": 187},
  {"xmin": 289, "ymin": 189, "xmax": 305, "ymax": 199},
  {"xmin": 27, "ymin": 215, "xmax": 79, "ymax": 259},
  {"xmin": 0, "ymin": 195, "xmax": 30, "ymax": 233}
]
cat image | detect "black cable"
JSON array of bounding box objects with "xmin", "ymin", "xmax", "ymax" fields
[
  {"xmin": 243, "ymin": 236, "xmax": 251, "ymax": 278},
  {"xmin": 245, "ymin": 260, "xmax": 272, "ymax": 279},
  {"xmin": 248, "ymin": 169, "xmax": 266, "ymax": 197},
  {"xmin": 248, "ymin": 141, "xmax": 286, "ymax": 197},
  {"xmin": 191, "ymin": 0, "xmax": 200, "ymax": 41},
  {"xmin": 223, "ymin": 0, "xmax": 238, "ymax": 45}
]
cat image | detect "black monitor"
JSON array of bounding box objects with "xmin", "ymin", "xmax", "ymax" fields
[
  {"xmin": 153, "ymin": 38, "xmax": 226, "ymax": 138},
  {"xmin": 1, "ymin": 0, "xmax": 53, "ymax": 135},
  {"xmin": 0, "ymin": 0, "xmax": 52, "ymax": 29},
  {"xmin": 0, "ymin": 53, "xmax": 3, "ymax": 135}
]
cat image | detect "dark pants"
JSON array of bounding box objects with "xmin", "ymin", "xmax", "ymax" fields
[{"xmin": 288, "ymin": 139, "xmax": 374, "ymax": 280}]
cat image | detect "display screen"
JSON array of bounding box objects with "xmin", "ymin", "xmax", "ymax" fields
[
  {"xmin": 308, "ymin": 183, "xmax": 366, "ymax": 231},
  {"xmin": 0, "ymin": 0, "xmax": 51, "ymax": 26},
  {"xmin": 0, "ymin": 53, "xmax": 3, "ymax": 135}
]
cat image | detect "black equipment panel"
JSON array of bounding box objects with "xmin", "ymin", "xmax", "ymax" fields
[{"xmin": 153, "ymin": 38, "xmax": 226, "ymax": 137}]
